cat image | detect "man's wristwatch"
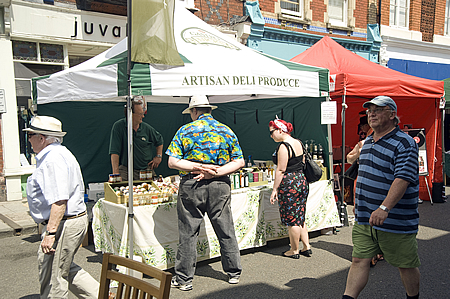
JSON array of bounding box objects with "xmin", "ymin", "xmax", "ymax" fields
[
  {"xmin": 379, "ymin": 205, "xmax": 390, "ymax": 213},
  {"xmin": 45, "ymin": 230, "xmax": 57, "ymax": 236},
  {"xmin": 156, "ymin": 154, "xmax": 162, "ymax": 158}
]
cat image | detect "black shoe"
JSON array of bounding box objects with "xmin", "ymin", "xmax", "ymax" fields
[
  {"xmin": 282, "ymin": 251, "xmax": 299, "ymax": 259},
  {"xmin": 299, "ymin": 249, "xmax": 312, "ymax": 257}
]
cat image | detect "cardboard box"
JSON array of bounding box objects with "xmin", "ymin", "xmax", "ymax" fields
[
  {"xmin": 104, "ymin": 180, "xmax": 161, "ymax": 205},
  {"xmin": 88, "ymin": 183, "xmax": 105, "ymax": 202},
  {"xmin": 249, "ymin": 180, "xmax": 268, "ymax": 187}
]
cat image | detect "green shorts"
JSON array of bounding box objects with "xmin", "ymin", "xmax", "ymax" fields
[{"xmin": 352, "ymin": 223, "xmax": 421, "ymax": 268}]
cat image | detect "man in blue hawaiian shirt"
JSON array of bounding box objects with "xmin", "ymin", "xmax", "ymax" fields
[{"xmin": 166, "ymin": 95, "xmax": 245, "ymax": 291}]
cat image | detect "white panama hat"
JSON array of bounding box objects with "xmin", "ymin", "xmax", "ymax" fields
[
  {"xmin": 182, "ymin": 95, "xmax": 218, "ymax": 114},
  {"xmin": 23, "ymin": 115, "xmax": 67, "ymax": 137}
]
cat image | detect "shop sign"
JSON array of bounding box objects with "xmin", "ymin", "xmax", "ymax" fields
[
  {"xmin": 69, "ymin": 15, "xmax": 127, "ymax": 43},
  {"xmin": 71, "ymin": 18, "xmax": 125, "ymax": 40},
  {"xmin": 0, "ymin": 89, "xmax": 6, "ymax": 113}
]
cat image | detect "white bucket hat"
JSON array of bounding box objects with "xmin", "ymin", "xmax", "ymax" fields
[
  {"xmin": 182, "ymin": 95, "xmax": 218, "ymax": 114},
  {"xmin": 23, "ymin": 115, "xmax": 67, "ymax": 137}
]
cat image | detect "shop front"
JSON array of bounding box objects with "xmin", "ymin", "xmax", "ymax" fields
[{"xmin": 0, "ymin": 0, "xmax": 126, "ymax": 201}]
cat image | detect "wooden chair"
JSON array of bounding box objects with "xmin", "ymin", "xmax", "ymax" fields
[{"xmin": 98, "ymin": 253, "xmax": 172, "ymax": 299}]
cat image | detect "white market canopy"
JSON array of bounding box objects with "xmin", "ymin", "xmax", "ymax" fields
[{"xmin": 33, "ymin": 2, "xmax": 329, "ymax": 105}]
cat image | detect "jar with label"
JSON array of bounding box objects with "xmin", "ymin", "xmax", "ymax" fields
[
  {"xmin": 234, "ymin": 173, "xmax": 240, "ymax": 189},
  {"xmin": 146, "ymin": 169, "xmax": 153, "ymax": 180},
  {"xmin": 253, "ymin": 172, "xmax": 259, "ymax": 182},
  {"xmin": 230, "ymin": 174, "xmax": 235, "ymax": 190},
  {"xmin": 139, "ymin": 170, "xmax": 147, "ymax": 181}
]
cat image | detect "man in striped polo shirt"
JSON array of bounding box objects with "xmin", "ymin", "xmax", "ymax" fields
[{"xmin": 343, "ymin": 96, "xmax": 420, "ymax": 299}]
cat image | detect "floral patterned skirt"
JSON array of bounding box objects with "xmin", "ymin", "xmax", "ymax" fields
[{"xmin": 277, "ymin": 171, "xmax": 309, "ymax": 227}]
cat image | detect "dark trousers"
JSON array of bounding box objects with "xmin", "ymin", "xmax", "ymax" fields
[{"xmin": 174, "ymin": 176, "xmax": 242, "ymax": 284}]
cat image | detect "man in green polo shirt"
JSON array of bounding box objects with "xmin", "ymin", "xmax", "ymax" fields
[{"xmin": 109, "ymin": 99, "xmax": 163, "ymax": 181}]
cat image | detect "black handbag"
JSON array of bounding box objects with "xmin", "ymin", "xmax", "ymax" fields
[
  {"xmin": 343, "ymin": 160, "xmax": 359, "ymax": 180},
  {"xmin": 300, "ymin": 141, "xmax": 323, "ymax": 183}
]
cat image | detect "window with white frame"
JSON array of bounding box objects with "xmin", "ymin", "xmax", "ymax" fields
[
  {"xmin": 390, "ymin": 0, "xmax": 409, "ymax": 28},
  {"xmin": 445, "ymin": 0, "xmax": 450, "ymax": 35},
  {"xmin": 328, "ymin": 0, "xmax": 347, "ymax": 27},
  {"xmin": 280, "ymin": 0, "xmax": 303, "ymax": 17}
]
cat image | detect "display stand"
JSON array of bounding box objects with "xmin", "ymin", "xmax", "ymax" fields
[
  {"xmin": 92, "ymin": 181, "xmax": 341, "ymax": 270},
  {"xmin": 404, "ymin": 128, "xmax": 431, "ymax": 204}
]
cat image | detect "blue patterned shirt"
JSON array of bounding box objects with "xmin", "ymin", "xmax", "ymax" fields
[{"xmin": 166, "ymin": 113, "xmax": 243, "ymax": 175}]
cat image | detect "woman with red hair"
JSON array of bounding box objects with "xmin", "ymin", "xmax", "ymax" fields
[{"xmin": 269, "ymin": 117, "xmax": 311, "ymax": 259}]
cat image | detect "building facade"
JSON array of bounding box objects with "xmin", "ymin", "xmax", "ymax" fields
[
  {"xmin": 379, "ymin": 0, "xmax": 450, "ymax": 80},
  {"xmin": 2, "ymin": 0, "xmax": 449, "ymax": 201},
  {"xmin": 194, "ymin": 0, "xmax": 382, "ymax": 62},
  {"xmin": 0, "ymin": 0, "xmax": 126, "ymax": 201}
]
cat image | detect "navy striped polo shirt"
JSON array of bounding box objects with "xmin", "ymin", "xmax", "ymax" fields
[{"xmin": 355, "ymin": 126, "xmax": 419, "ymax": 234}]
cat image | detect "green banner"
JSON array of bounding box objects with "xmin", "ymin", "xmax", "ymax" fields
[{"xmin": 131, "ymin": 0, "xmax": 184, "ymax": 66}]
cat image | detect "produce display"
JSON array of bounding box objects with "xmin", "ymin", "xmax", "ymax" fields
[{"xmin": 112, "ymin": 178, "xmax": 179, "ymax": 206}]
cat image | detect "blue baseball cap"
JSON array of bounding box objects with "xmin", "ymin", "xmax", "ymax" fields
[{"xmin": 363, "ymin": 96, "xmax": 397, "ymax": 111}]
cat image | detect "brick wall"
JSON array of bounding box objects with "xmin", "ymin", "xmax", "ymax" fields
[
  {"xmin": 355, "ymin": 0, "xmax": 369, "ymax": 28},
  {"xmin": 311, "ymin": 0, "xmax": 326, "ymax": 22},
  {"xmin": 380, "ymin": 0, "xmax": 390, "ymax": 26},
  {"xmin": 410, "ymin": 0, "xmax": 422, "ymax": 32},
  {"xmin": 367, "ymin": 0, "xmax": 378, "ymax": 25},
  {"xmin": 194, "ymin": 0, "xmax": 246, "ymax": 25},
  {"xmin": 420, "ymin": 0, "xmax": 436, "ymax": 42},
  {"xmin": 434, "ymin": 0, "xmax": 446, "ymax": 36},
  {"xmin": 258, "ymin": 0, "xmax": 277, "ymax": 13}
]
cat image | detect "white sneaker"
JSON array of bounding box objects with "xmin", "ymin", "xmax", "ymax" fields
[
  {"xmin": 171, "ymin": 278, "xmax": 193, "ymax": 291},
  {"xmin": 228, "ymin": 276, "xmax": 240, "ymax": 284}
]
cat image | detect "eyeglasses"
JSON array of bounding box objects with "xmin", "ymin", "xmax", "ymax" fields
[
  {"xmin": 366, "ymin": 108, "xmax": 392, "ymax": 115},
  {"xmin": 27, "ymin": 133, "xmax": 37, "ymax": 138},
  {"xmin": 269, "ymin": 129, "xmax": 277, "ymax": 136}
]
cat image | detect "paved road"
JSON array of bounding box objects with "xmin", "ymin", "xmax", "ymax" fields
[{"xmin": 1, "ymin": 201, "xmax": 449, "ymax": 298}]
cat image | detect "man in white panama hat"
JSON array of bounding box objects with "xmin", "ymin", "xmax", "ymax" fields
[
  {"xmin": 166, "ymin": 95, "xmax": 245, "ymax": 291},
  {"xmin": 24, "ymin": 115, "xmax": 99, "ymax": 298}
]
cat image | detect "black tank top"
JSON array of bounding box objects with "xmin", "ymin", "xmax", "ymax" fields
[{"xmin": 272, "ymin": 140, "xmax": 305, "ymax": 172}]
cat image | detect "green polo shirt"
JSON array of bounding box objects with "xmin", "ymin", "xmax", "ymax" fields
[{"xmin": 109, "ymin": 118, "xmax": 163, "ymax": 170}]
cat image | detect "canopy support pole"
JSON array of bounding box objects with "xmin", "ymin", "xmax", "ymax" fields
[
  {"xmin": 326, "ymin": 96, "xmax": 333, "ymax": 182},
  {"xmin": 127, "ymin": 0, "xmax": 134, "ymax": 260},
  {"xmin": 340, "ymin": 94, "xmax": 349, "ymax": 226}
]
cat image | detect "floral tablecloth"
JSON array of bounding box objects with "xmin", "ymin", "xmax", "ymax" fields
[{"xmin": 92, "ymin": 180, "xmax": 340, "ymax": 270}]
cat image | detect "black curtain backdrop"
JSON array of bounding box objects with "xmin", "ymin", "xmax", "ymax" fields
[{"xmin": 38, "ymin": 96, "xmax": 328, "ymax": 187}]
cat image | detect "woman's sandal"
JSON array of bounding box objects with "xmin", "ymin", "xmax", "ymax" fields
[
  {"xmin": 282, "ymin": 251, "xmax": 300, "ymax": 259},
  {"xmin": 370, "ymin": 256, "xmax": 378, "ymax": 267}
]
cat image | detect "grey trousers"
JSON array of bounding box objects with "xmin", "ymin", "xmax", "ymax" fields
[
  {"xmin": 38, "ymin": 214, "xmax": 99, "ymax": 298},
  {"xmin": 174, "ymin": 176, "xmax": 242, "ymax": 284}
]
